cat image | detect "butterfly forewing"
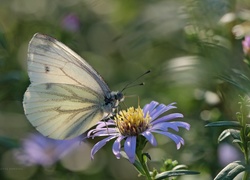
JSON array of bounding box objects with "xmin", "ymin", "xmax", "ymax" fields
[
  {"xmin": 23, "ymin": 33, "xmax": 118, "ymax": 139},
  {"xmin": 28, "ymin": 33, "xmax": 110, "ymax": 93}
]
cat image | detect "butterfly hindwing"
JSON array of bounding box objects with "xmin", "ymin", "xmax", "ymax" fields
[{"xmin": 23, "ymin": 83, "xmax": 105, "ymax": 139}]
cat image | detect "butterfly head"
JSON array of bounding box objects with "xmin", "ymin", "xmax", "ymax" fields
[
  {"xmin": 113, "ymin": 91, "xmax": 124, "ymax": 102},
  {"xmin": 105, "ymin": 91, "xmax": 124, "ymax": 105},
  {"xmin": 103, "ymin": 91, "xmax": 124, "ymax": 113}
]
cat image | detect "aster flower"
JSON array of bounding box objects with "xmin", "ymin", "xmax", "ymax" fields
[
  {"xmin": 88, "ymin": 101, "xmax": 190, "ymax": 164},
  {"xmin": 61, "ymin": 13, "xmax": 80, "ymax": 32},
  {"xmin": 14, "ymin": 133, "xmax": 81, "ymax": 167},
  {"xmin": 242, "ymin": 36, "xmax": 250, "ymax": 56}
]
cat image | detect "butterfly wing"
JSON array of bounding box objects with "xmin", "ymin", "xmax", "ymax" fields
[
  {"xmin": 27, "ymin": 33, "xmax": 110, "ymax": 93},
  {"xmin": 23, "ymin": 83, "xmax": 105, "ymax": 139},
  {"xmin": 23, "ymin": 33, "xmax": 111, "ymax": 139}
]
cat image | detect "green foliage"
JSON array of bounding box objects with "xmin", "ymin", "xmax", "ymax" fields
[
  {"xmin": 154, "ymin": 170, "xmax": 200, "ymax": 180},
  {"xmin": 218, "ymin": 129, "xmax": 241, "ymax": 143},
  {"xmin": 0, "ymin": 136, "xmax": 19, "ymax": 149},
  {"xmin": 214, "ymin": 161, "xmax": 247, "ymax": 180},
  {"xmin": 148, "ymin": 159, "xmax": 199, "ymax": 180},
  {"xmin": 207, "ymin": 97, "xmax": 250, "ymax": 179},
  {"xmin": 1, "ymin": 0, "xmax": 250, "ymax": 179},
  {"xmin": 205, "ymin": 121, "xmax": 242, "ymax": 128}
]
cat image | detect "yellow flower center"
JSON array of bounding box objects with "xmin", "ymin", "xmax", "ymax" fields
[{"xmin": 115, "ymin": 106, "xmax": 151, "ymax": 136}]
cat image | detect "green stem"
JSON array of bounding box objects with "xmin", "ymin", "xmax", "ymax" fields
[
  {"xmin": 136, "ymin": 150, "xmax": 152, "ymax": 180},
  {"xmin": 135, "ymin": 136, "xmax": 152, "ymax": 180},
  {"xmin": 240, "ymin": 99, "xmax": 249, "ymax": 180},
  {"xmin": 242, "ymin": 126, "xmax": 249, "ymax": 180}
]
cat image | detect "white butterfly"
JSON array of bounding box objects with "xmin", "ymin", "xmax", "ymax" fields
[{"xmin": 23, "ymin": 33, "xmax": 124, "ymax": 139}]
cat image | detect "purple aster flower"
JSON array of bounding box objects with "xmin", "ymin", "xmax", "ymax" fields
[
  {"xmin": 61, "ymin": 13, "xmax": 80, "ymax": 32},
  {"xmin": 14, "ymin": 133, "xmax": 82, "ymax": 167},
  {"xmin": 88, "ymin": 101, "xmax": 190, "ymax": 163},
  {"xmin": 218, "ymin": 143, "xmax": 242, "ymax": 167},
  {"xmin": 242, "ymin": 36, "xmax": 250, "ymax": 56}
]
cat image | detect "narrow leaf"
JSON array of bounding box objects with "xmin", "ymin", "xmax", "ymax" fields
[
  {"xmin": 155, "ymin": 170, "xmax": 200, "ymax": 180},
  {"xmin": 218, "ymin": 75, "xmax": 246, "ymax": 92},
  {"xmin": 0, "ymin": 136, "xmax": 19, "ymax": 149},
  {"xmin": 120, "ymin": 151, "xmax": 146, "ymax": 176},
  {"xmin": 218, "ymin": 129, "xmax": 241, "ymax": 142},
  {"xmin": 173, "ymin": 164, "xmax": 188, "ymax": 170},
  {"xmin": 133, "ymin": 159, "xmax": 146, "ymax": 176},
  {"xmin": 218, "ymin": 130, "xmax": 231, "ymax": 142},
  {"xmin": 205, "ymin": 121, "xmax": 242, "ymax": 128},
  {"xmin": 232, "ymin": 139, "xmax": 242, "ymax": 144},
  {"xmin": 143, "ymin": 152, "xmax": 151, "ymax": 161},
  {"xmin": 214, "ymin": 161, "xmax": 246, "ymax": 180}
]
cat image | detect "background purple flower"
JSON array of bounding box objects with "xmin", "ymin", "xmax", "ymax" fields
[
  {"xmin": 242, "ymin": 36, "xmax": 250, "ymax": 56},
  {"xmin": 14, "ymin": 133, "xmax": 82, "ymax": 167},
  {"xmin": 61, "ymin": 13, "xmax": 80, "ymax": 32},
  {"xmin": 218, "ymin": 143, "xmax": 242, "ymax": 167}
]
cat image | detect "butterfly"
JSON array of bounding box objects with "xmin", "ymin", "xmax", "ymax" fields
[{"xmin": 23, "ymin": 33, "xmax": 124, "ymax": 140}]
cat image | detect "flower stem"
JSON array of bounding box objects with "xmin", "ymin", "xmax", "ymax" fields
[
  {"xmin": 242, "ymin": 125, "xmax": 249, "ymax": 180},
  {"xmin": 135, "ymin": 136, "xmax": 152, "ymax": 180},
  {"xmin": 239, "ymin": 98, "xmax": 249, "ymax": 180},
  {"xmin": 136, "ymin": 150, "xmax": 152, "ymax": 180}
]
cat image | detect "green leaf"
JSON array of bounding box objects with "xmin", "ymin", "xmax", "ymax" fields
[
  {"xmin": 142, "ymin": 152, "xmax": 151, "ymax": 161},
  {"xmin": 218, "ymin": 75, "xmax": 247, "ymax": 92},
  {"xmin": 0, "ymin": 136, "xmax": 19, "ymax": 149},
  {"xmin": 154, "ymin": 170, "xmax": 200, "ymax": 180},
  {"xmin": 205, "ymin": 121, "xmax": 242, "ymax": 128},
  {"xmin": 173, "ymin": 164, "xmax": 188, "ymax": 170},
  {"xmin": 120, "ymin": 151, "xmax": 146, "ymax": 176},
  {"xmin": 218, "ymin": 129, "xmax": 241, "ymax": 142},
  {"xmin": 133, "ymin": 159, "xmax": 146, "ymax": 176},
  {"xmin": 218, "ymin": 70, "xmax": 250, "ymax": 92},
  {"xmin": 230, "ymin": 130, "xmax": 241, "ymax": 140},
  {"xmin": 214, "ymin": 161, "xmax": 246, "ymax": 180},
  {"xmin": 232, "ymin": 139, "xmax": 242, "ymax": 144},
  {"xmin": 218, "ymin": 129, "xmax": 231, "ymax": 142},
  {"xmin": 246, "ymin": 124, "xmax": 250, "ymax": 138}
]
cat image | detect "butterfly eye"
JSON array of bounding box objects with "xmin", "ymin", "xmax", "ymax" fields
[{"xmin": 116, "ymin": 92, "xmax": 124, "ymax": 102}]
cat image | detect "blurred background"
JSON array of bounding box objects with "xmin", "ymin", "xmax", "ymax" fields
[{"xmin": 1, "ymin": 0, "xmax": 250, "ymax": 179}]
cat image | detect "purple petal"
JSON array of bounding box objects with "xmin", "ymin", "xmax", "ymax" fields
[
  {"xmin": 124, "ymin": 136, "xmax": 137, "ymax": 163},
  {"xmin": 87, "ymin": 128, "xmax": 118, "ymax": 138},
  {"xmin": 22, "ymin": 140, "xmax": 54, "ymax": 165},
  {"xmin": 96, "ymin": 121, "xmax": 116, "ymax": 128},
  {"xmin": 151, "ymin": 130, "xmax": 184, "ymax": 149},
  {"xmin": 152, "ymin": 121, "xmax": 190, "ymax": 132},
  {"xmin": 143, "ymin": 101, "xmax": 159, "ymax": 116},
  {"xmin": 112, "ymin": 136, "xmax": 126, "ymax": 159},
  {"xmin": 55, "ymin": 136, "xmax": 82, "ymax": 157},
  {"xmin": 150, "ymin": 103, "xmax": 177, "ymax": 120},
  {"xmin": 151, "ymin": 113, "xmax": 184, "ymax": 125},
  {"xmin": 16, "ymin": 133, "xmax": 82, "ymax": 167},
  {"xmin": 90, "ymin": 129, "xmax": 119, "ymax": 138},
  {"xmin": 141, "ymin": 131, "xmax": 157, "ymax": 146},
  {"xmin": 91, "ymin": 135, "xmax": 117, "ymax": 159}
]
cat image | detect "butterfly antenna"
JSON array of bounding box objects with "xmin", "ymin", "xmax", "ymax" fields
[
  {"xmin": 121, "ymin": 70, "xmax": 151, "ymax": 92},
  {"xmin": 137, "ymin": 95, "xmax": 140, "ymax": 107},
  {"xmin": 105, "ymin": 120, "xmax": 110, "ymax": 135}
]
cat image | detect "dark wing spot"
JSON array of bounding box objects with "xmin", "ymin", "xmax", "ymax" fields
[
  {"xmin": 36, "ymin": 44, "xmax": 51, "ymax": 52},
  {"xmin": 45, "ymin": 65, "xmax": 50, "ymax": 73},
  {"xmin": 46, "ymin": 83, "xmax": 52, "ymax": 90}
]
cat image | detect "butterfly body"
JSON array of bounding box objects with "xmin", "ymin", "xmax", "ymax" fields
[{"xmin": 23, "ymin": 33, "xmax": 124, "ymax": 139}]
